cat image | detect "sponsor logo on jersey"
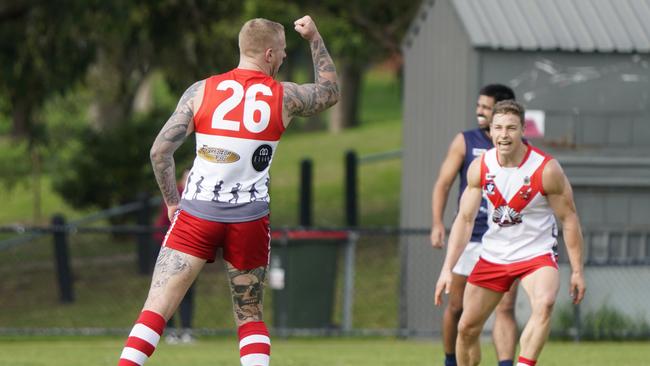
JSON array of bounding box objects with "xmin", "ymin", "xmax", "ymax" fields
[
  {"xmin": 472, "ymin": 148, "xmax": 487, "ymax": 157},
  {"xmin": 198, "ymin": 145, "xmax": 240, "ymax": 163},
  {"xmin": 492, "ymin": 205, "xmax": 523, "ymax": 227},
  {"xmin": 252, "ymin": 144, "xmax": 273, "ymax": 172}
]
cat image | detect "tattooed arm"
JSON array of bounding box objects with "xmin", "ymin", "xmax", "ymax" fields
[
  {"xmin": 282, "ymin": 15, "xmax": 339, "ymax": 127},
  {"xmin": 150, "ymin": 80, "xmax": 204, "ymax": 218}
]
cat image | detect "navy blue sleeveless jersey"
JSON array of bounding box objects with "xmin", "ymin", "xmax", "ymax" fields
[{"xmin": 459, "ymin": 128, "xmax": 493, "ymax": 242}]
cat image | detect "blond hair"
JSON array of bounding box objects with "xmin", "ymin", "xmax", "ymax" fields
[
  {"xmin": 238, "ymin": 18, "xmax": 284, "ymax": 57},
  {"xmin": 492, "ymin": 99, "xmax": 525, "ymax": 125}
]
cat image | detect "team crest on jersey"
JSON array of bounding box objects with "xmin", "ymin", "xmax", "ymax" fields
[
  {"xmin": 492, "ymin": 205, "xmax": 523, "ymax": 227},
  {"xmin": 198, "ymin": 145, "xmax": 240, "ymax": 163},
  {"xmin": 485, "ymin": 180, "xmax": 496, "ymax": 195},
  {"xmin": 252, "ymin": 144, "xmax": 273, "ymax": 172}
]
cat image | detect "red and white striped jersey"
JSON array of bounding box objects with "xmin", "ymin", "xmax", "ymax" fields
[
  {"xmin": 180, "ymin": 68, "xmax": 285, "ymax": 222},
  {"xmin": 479, "ymin": 145, "xmax": 557, "ymax": 264}
]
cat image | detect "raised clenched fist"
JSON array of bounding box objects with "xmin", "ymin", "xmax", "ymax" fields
[{"xmin": 293, "ymin": 15, "xmax": 320, "ymax": 41}]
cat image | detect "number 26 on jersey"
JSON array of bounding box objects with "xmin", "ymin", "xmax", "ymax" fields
[{"xmin": 212, "ymin": 80, "xmax": 273, "ymax": 133}]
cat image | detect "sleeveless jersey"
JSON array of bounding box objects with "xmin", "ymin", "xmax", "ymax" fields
[
  {"xmin": 479, "ymin": 145, "xmax": 557, "ymax": 264},
  {"xmin": 460, "ymin": 128, "xmax": 493, "ymax": 242},
  {"xmin": 180, "ymin": 68, "xmax": 285, "ymax": 222}
]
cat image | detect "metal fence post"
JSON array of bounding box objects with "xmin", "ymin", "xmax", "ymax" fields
[
  {"xmin": 52, "ymin": 214, "xmax": 74, "ymax": 303},
  {"xmin": 342, "ymin": 231, "xmax": 358, "ymax": 334},
  {"xmin": 136, "ymin": 192, "xmax": 153, "ymax": 274},
  {"xmin": 344, "ymin": 150, "xmax": 358, "ymax": 227},
  {"xmin": 299, "ymin": 159, "xmax": 313, "ymax": 227}
]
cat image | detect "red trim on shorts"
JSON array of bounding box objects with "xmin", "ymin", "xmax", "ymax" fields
[
  {"xmin": 223, "ymin": 216, "xmax": 271, "ymax": 270},
  {"xmin": 164, "ymin": 210, "xmax": 270, "ymax": 269},
  {"xmin": 468, "ymin": 253, "xmax": 558, "ymax": 292}
]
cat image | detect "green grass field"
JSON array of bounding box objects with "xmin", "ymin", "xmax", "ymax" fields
[{"xmin": 2, "ymin": 337, "xmax": 649, "ymax": 366}]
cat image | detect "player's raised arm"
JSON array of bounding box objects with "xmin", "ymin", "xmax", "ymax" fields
[
  {"xmin": 544, "ymin": 159, "xmax": 586, "ymax": 304},
  {"xmin": 434, "ymin": 157, "xmax": 483, "ymax": 306},
  {"xmin": 150, "ymin": 80, "xmax": 203, "ymax": 218},
  {"xmin": 281, "ymin": 15, "xmax": 339, "ymax": 126}
]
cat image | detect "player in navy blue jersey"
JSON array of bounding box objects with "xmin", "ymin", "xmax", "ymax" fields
[{"xmin": 430, "ymin": 84, "xmax": 518, "ymax": 366}]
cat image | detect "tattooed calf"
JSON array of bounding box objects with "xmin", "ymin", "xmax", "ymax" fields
[{"xmin": 228, "ymin": 266, "xmax": 267, "ymax": 322}]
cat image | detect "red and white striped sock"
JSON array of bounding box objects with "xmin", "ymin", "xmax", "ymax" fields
[
  {"xmin": 238, "ymin": 321, "xmax": 271, "ymax": 366},
  {"xmin": 118, "ymin": 310, "xmax": 166, "ymax": 366},
  {"xmin": 517, "ymin": 356, "xmax": 537, "ymax": 366}
]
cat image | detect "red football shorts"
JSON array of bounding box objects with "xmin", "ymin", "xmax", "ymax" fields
[
  {"xmin": 162, "ymin": 210, "xmax": 271, "ymax": 270},
  {"xmin": 468, "ymin": 253, "xmax": 558, "ymax": 292}
]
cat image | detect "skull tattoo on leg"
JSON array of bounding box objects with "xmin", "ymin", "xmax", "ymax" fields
[{"xmin": 227, "ymin": 265, "xmax": 266, "ymax": 323}]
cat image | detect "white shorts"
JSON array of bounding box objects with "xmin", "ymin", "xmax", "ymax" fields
[{"xmin": 452, "ymin": 241, "xmax": 482, "ymax": 276}]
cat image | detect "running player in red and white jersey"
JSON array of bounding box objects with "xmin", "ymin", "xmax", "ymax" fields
[
  {"xmin": 117, "ymin": 16, "xmax": 338, "ymax": 366},
  {"xmin": 434, "ymin": 100, "xmax": 585, "ymax": 366},
  {"xmin": 431, "ymin": 84, "xmax": 519, "ymax": 366}
]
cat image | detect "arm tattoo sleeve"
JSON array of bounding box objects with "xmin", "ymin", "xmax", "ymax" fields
[
  {"xmin": 150, "ymin": 80, "xmax": 204, "ymax": 206},
  {"xmin": 283, "ymin": 36, "xmax": 340, "ymax": 117}
]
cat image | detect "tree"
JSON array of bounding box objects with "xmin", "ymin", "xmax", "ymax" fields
[
  {"xmin": 2, "ymin": 1, "xmax": 418, "ymax": 216},
  {"xmin": 0, "ymin": 1, "xmax": 96, "ymax": 221},
  {"xmin": 50, "ymin": 0, "xmax": 247, "ymax": 210},
  {"xmin": 318, "ymin": 16, "xmax": 374, "ymax": 132},
  {"xmin": 51, "ymin": 106, "xmax": 194, "ymax": 211},
  {"xmin": 301, "ymin": 0, "xmax": 419, "ymax": 132},
  {"xmin": 0, "ymin": 1, "xmax": 95, "ymax": 139}
]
